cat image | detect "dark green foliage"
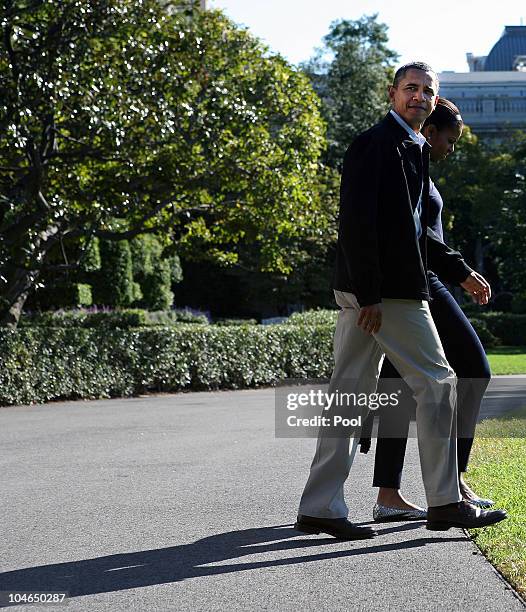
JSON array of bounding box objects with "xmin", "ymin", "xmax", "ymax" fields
[
  {"xmin": 0, "ymin": 324, "xmax": 334, "ymax": 406},
  {"xmin": 468, "ymin": 318, "xmax": 499, "ymax": 348},
  {"xmin": 287, "ymin": 308, "xmax": 522, "ymax": 347},
  {"xmin": 30, "ymin": 282, "xmax": 93, "ymax": 310},
  {"xmin": 130, "ymin": 235, "xmax": 175, "ymax": 310},
  {"xmin": 81, "ymin": 238, "xmax": 102, "ymax": 273},
  {"xmin": 214, "ymin": 318, "xmax": 258, "ymax": 326},
  {"xmin": 93, "ymin": 241, "xmax": 134, "ymax": 307},
  {"xmin": 431, "ymin": 130, "xmax": 526, "ymax": 297},
  {"xmin": 302, "ymin": 15, "xmax": 397, "ymax": 169},
  {"xmin": 476, "ymin": 312, "xmax": 526, "ymax": 346},
  {"xmin": 145, "ymin": 309, "xmax": 209, "ymax": 325},
  {"xmin": 138, "ymin": 260, "xmax": 173, "ymax": 310},
  {"xmin": 286, "ymin": 309, "xmax": 338, "ymax": 326},
  {"xmin": 491, "ymin": 293, "xmax": 513, "ymax": 313},
  {"xmin": 0, "ymin": 2, "xmax": 325, "ymax": 325},
  {"xmin": 68, "ymin": 283, "xmax": 92, "ymax": 308},
  {"xmin": 4, "ymin": 307, "xmax": 526, "ymax": 406},
  {"xmin": 19, "ymin": 308, "xmax": 208, "ymax": 328},
  {"xmin": 511, "ymin": 292, "xmax": 526, "ymax": 314}
]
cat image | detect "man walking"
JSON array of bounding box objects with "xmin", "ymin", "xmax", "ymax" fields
[{"xmin": 295, "ymin": 62, "xmax": 506, "ymax": 539}]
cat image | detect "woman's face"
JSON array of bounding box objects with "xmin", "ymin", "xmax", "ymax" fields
[{"xmin": 425, "ymin": 123, "xmax": 463, "ymax": 162}]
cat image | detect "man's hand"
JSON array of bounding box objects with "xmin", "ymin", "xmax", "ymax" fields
[
  {"xmin": 460, "ymin": 271, "xmax": 491, "ymax": 305},
  {"xmin": 357, "ymin": 303, "xmax": 382, "ymax": 334}
]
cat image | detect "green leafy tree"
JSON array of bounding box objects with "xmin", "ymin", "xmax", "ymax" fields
[
  {"xmin": 0, "ymin": 0, "xmax": 325, "ymax": 325},
  {"xmin": 430, "ymin": 128, "xmax": 516, "ymax": 288},
  {"xmin": 302, "ymin": 14, "xmax": 397, "ymax": 169},
  {"xmin": 493, "ymin": 135, "xmax": 526, "ymax": 297}
]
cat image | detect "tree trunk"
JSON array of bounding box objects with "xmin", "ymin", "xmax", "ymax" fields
[
  {"xmin": 0, "ymin": 265, "xmax": 38, "ymax": 327},
  {"xmin": 0, "ymin": 216, "xmax": 62, "ymax": 328}
]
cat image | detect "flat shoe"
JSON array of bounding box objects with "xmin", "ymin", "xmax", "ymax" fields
[
  {"xmin": 373, "ymin": 503, "xmax": 427, "ymax": 522},
  {"xmin": 465, "ymin": 497, "xmax": 495, "ymax": 509}
]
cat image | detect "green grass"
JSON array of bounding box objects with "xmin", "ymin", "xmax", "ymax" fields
[
  {"xmin": 467, "ymin": 408, "xmax": 526, "ymax": 598},
  {"xmin": 487, "ymin": 347, "xmax": 526, "ymax": 375}
]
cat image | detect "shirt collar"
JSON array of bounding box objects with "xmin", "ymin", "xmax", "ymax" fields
[{"xmin": 389, "ymin": 109, "xmax": 427, "ymax": 148}]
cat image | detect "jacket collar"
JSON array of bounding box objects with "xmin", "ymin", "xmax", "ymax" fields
[{"xmin": 381, "ymin": 112, "xmax": 431, "ymax": 151}]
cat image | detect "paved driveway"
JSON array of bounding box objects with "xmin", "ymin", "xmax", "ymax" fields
[{"xmin": 0, "ymin": 382, "xmax": 524, "ymax": 611}]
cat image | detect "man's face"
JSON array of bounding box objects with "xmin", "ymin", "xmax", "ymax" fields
[{"xmin": 388, "ymin": 69, "xmax": 439, "ymax": 130}]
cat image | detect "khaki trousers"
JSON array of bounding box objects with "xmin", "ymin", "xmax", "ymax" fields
[{"xmin": 298, "ymin": 290, "xmax": 462, "ymax": 518}]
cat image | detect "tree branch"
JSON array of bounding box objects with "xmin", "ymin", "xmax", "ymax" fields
[
  {"xmin": 0, "ymin": 207, "xmax": 49, "ymax": 244},
  {"xmin": 92, "ymin": 224, "xmax": 167, "ymax": 241}
]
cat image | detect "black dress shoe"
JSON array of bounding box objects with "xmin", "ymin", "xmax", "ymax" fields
[
  {"xmin": 427, "ymin": 500, "xmax": 507, "ymax": 531},
  {"xmin": 294, "ymin": 514, "xmax": 376, "ymax": 540}
]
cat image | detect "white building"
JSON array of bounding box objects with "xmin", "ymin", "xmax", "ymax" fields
[
  {"xmin": 438, "ymin": 26, "xmax": 526, "ymax": 138},
  {"xmin": 438, "ymin": 71, "xmax": 526, "ymax": 137}
]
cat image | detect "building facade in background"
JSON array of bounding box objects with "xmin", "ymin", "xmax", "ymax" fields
[{"xmin": 439, "ymin": 26, "xmax": 526, "ymax": 138}]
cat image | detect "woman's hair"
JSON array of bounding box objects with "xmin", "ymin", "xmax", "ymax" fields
[{"xmin": 423, "ymin": 98, "xmax": 463, "ymax": 131}]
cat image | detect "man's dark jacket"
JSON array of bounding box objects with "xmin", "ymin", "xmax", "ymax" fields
[{"xmin": 333, "ymin": 112, "xmax": 473, "ymax": 307}]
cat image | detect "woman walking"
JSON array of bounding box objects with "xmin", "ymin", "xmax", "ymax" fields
[{"xmin": 360, "ymin": 98, "xmax": 494, "ymax": 521}]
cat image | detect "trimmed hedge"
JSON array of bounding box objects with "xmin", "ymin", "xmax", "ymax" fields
[
  {"xmin": 475, "ymin": 312, "xmax": 526, "ymax": 346},
  {"xmin": 214, "ymin": 318, "xmax": 258, "ymax": 326},
  {"xmin": 286, "ymin": 309, "xmax": 338, "ymax": 326},
  {"xmin": 19, "ymin": 308, "xmax": 208, "ymax": 328},
  {"xmin": 4, "ymin": 307, "xmax": 524, "ymax": 407},
  {"xmin": 287, "ymin": 309, "xmax": 525, "ymax": 347},
  {"xmin": 0, "ymin": 324, "xmax": 334, "ymax": 406},
  {"xmin": 468, "ymin": 318, "xmax": 499, "ymax": 348}
]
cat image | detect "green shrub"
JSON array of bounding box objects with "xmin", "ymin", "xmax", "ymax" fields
[
  {"xmin": 0, "ymin": 324, "xmax": 335, "ymax": 406},
  {"xmin": 475, "ymin": 312, "xmax": 526, "ymax": 346},
  {"xmin": 286, "ymin": 309, "xmax": 338, "ymax": 326},
  {"xmin": 460, "ymin": 302, "xmax": 482, "ymax": 317},
  {"xmin": 468, "ymin": 318, "xmax": 499, "ymax": 348},
  {"xmin": 511, "ymin": 292, "xmax": 526, "ymax": 314},
  {"xmin": 140, "ymin": 260, "xmax": 174, "ymax": 310},
  {"xmin": 143, "ymin": 309, "xmax": 208, "ymax": 325},
  {"xmin": 83, "ymin": 309, "xmax": 149, "ymax": 328},
  {"xmin": 490, "ymin": 292, "xmax": 513, "ymax": 313},
  {"xmin": 27, "ymin": 282, "xmax": 93, "ymax": 310},
  {"xmin": 215, "ymin": 318, "xmax": 258, "ymax": 326},
  {"xmin": 20, "ymin": 309, "xmax": 148, "ymax": 328},
  {"xmin": 9, "ymin": 306, "xmax": 525, "ymax": 407},
  {"xmin": 285, "ymin": 308, "xmax": 524, "ymax": 347},
  {"xmin": 75, "ymin": 283, "xmax": 93, "ymax": 307},
  {"xmin": 130, "ymin": 235, "xmax": 180, "ymax": 310},
  {"xmin": 82, "ymin": 237, "xmax": 102, "ymax": 272},
  {"xmin": 169, "ymin": 308, "xmax": 209, "ymax": 324},
  {"xmin": 19, "ymin": 308, "xmax": 208, "ymax": 328},
  {"xmin": 19, "ymin": 310, "xmax": 88, "ymax": 328},
  {"xmin": 92, "ymin": 240, "xmax": 135, "ymax": 307}
]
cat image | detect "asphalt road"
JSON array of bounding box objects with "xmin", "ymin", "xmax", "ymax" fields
[{"xmin": 0, "ymin": 379, "xmax": 525, "ymax": 611}]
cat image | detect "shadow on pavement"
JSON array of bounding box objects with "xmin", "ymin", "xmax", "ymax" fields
[{"xmin": 0, "ymin": 523, "xmax": 465, "ymax": 604}]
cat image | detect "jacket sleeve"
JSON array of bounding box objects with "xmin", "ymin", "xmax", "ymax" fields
[
  {"xmin": 338, "ymin": 134, "xmax": 383, "ymax": 306},
  {"xmin": 426, "ymin": 227, "xmax": 473, "ymax": 284}
]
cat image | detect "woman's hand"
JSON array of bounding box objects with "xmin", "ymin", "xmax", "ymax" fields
[{"xmin": 460, "ymin": 271, "xmax": 491, "ymax": 305}]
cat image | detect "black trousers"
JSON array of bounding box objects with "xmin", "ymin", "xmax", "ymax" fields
[{"xmin": 371, "ymin": 273, "xmax": 491, "ymax": 489}]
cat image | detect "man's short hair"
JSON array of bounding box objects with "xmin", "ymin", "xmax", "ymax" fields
[{"xmin": 393, "ymin": 62, "xmax": 439, "ymax": 89}]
